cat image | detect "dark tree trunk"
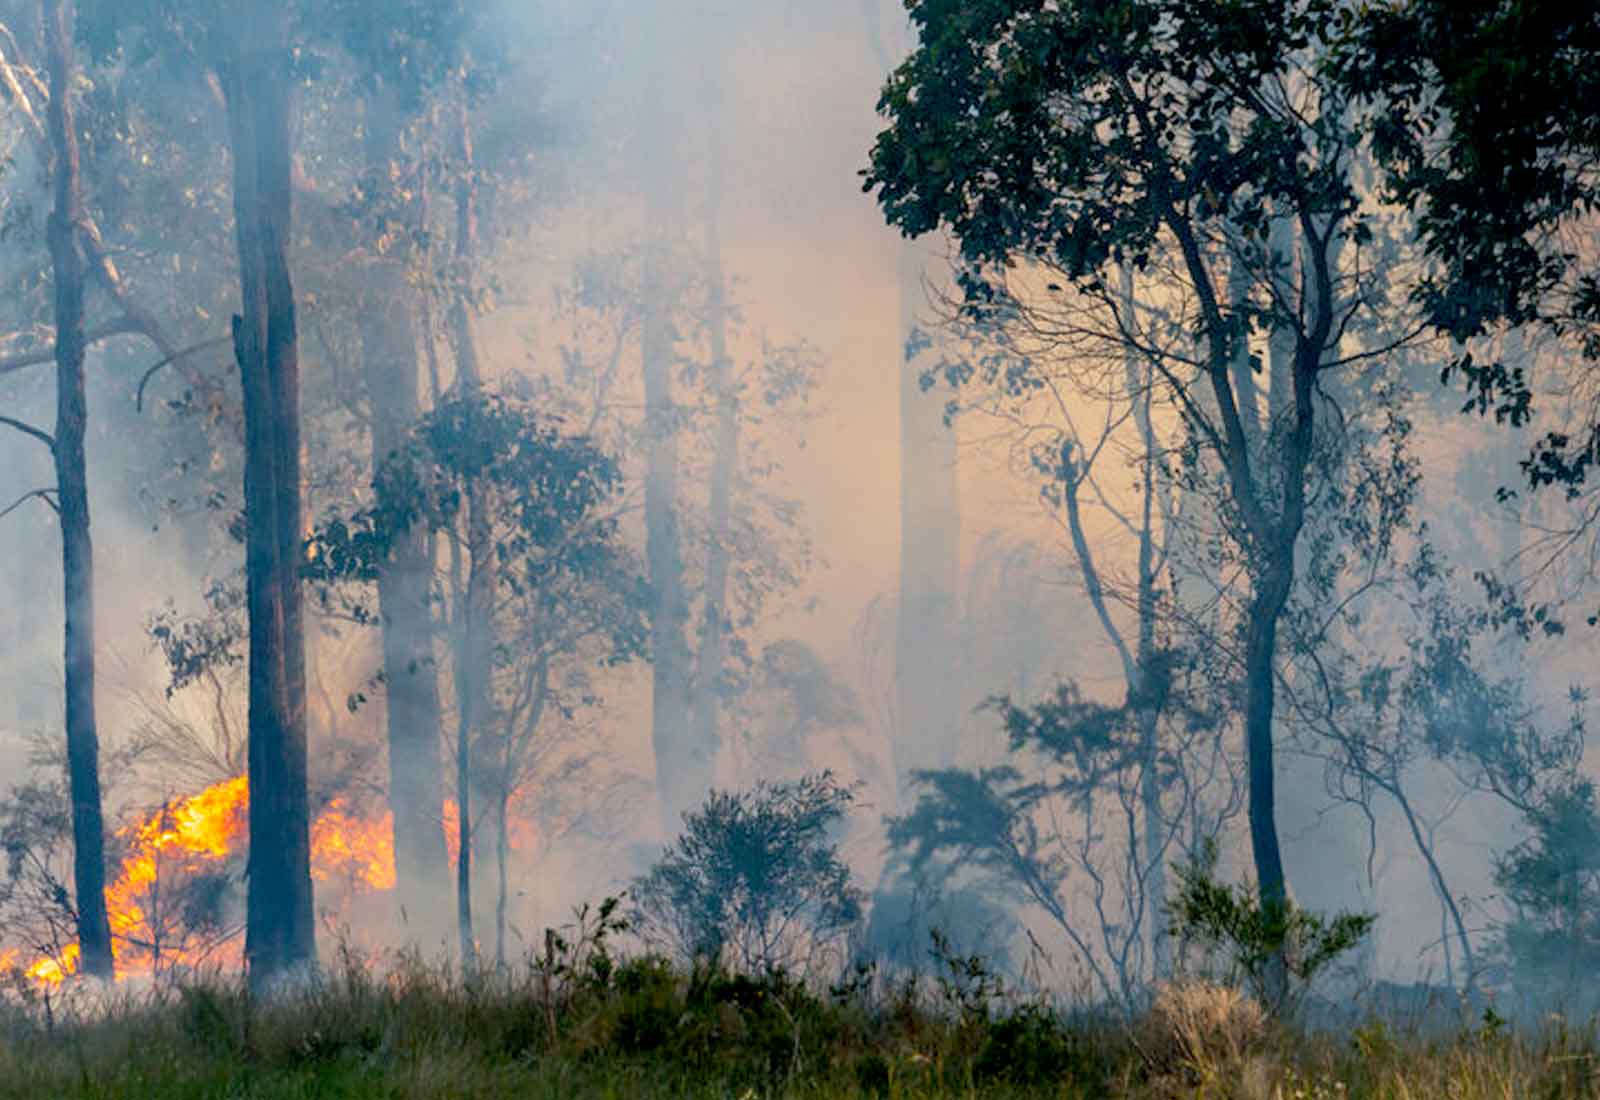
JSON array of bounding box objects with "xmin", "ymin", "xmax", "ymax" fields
[
  {"xmin": 44, "ymin": 0, "xmax": 113, "ymax": 982},
  {"xmin": 360, "ymin": 92, "xmax": 448, "ymax": 935},
  {"xmin": 219, "ymin": 28, "xmax": 315, "ymax": 988},
  {"xmin": 1242, "ymin": 565, "xmax": 1291, "ymax": 914}
]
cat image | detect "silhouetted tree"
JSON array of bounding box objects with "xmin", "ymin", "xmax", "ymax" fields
[
  {"xmin": 865, "ymin": 6, "xmax": 1423, "ymax": 1002},
  {"xmin": 632, "ymin": 771, "xmax": 864, "ymax": 973},
  {"xmin": 43, "ymin": 0, "xmax": 113, "ymax": 981}
]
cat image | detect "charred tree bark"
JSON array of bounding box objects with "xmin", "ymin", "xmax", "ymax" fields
[
  {"xmin": 219, "ymin": 27, "xmax": 315, "ymax": 987},
  {"xmin": 359, "ymin": 92, "xmax": 448, "ymax": 935},
  {"xmin": 44, "ymin": 0, "xmax": 112, "ymax": 982}
]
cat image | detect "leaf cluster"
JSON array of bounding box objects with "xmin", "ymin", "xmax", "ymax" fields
[
  {"xmin": 630, "ymin": 771, "xmax": 864, "ymax": 974},
  {"xmin": 865, "ymin": 0, "xmax": 1356, "ymax": 292},
  {"xmin": 1167, "ymin": 840, "xmax": 1374, "ymax": 1016}
]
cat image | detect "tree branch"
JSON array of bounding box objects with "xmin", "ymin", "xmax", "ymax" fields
[
  {"xmin": 0, "ymin": 414, "xmax": 54, "ymax": 451},
  {"xmin": 0, "ymin": 487, "xmax": 57, "ymax": 520},
  {"xmin": 0, "ymin": 317, "xmax": 145, "ymax": 378},
  {"xmin": 136, "ymin": 335, "xmax": 233, "ymax": 411}
]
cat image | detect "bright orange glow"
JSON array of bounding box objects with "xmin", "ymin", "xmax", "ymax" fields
[
  {"xmin": 25, "ymin": 944, "xmax": 78, "ymax": 988},
  {"xmin": 13, "ymin": 775, "xmax": 407, "ymax": 988},
  {"xmin": 443, "ymin": 798, "xmax": 460, "ymax": 862},
  {"xmin": 311, "ymin": 800, "xmax": 396, "ymax": 891},
  {"xmin": 441, "ymin": 796, "xmax": 539, "ymax": 867},
  {"xmin": 102, "ymin": 776, "xmax": 250, "ymax": 962}
]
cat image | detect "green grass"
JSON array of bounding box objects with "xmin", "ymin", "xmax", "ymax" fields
[{"xmin": 3, "ymin": 956, "xmax": 1599, "ymax": 1099}]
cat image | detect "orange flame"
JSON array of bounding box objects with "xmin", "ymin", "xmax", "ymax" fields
[
  {"xmin": 26, "ymin": 944, "xmax": 78, "ymax": 987},
  {"xmin": 15, "ymin": 775, "xmax": 401, "ymax": 987},
  {"xmin": 441, "ymin": 796, "xmax": 540, "ymax": 868},
  {"xmin": 310, "ymin": 800, "xmax": 396, "ymax": 891}
]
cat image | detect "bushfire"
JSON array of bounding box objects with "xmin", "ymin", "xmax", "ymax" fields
[{"xmin": 10, "ymin": 776, "xmax": 397, "ymax": 987}]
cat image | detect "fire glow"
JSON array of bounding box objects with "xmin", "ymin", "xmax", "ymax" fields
[{"xmin": 10, "ymin": 776, "xmax": 396, "ymax": 987}]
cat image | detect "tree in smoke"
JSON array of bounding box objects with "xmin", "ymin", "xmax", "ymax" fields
[
  {"xmin": 864, "ymin": 2, "xmax": 1429, "ymax": 996},
  {"xmin": 550, "ymin": 242, "xmax": 821, "ymax": 831},
  {"xmin": 860, "ymin": 0, "xmax": 967, "ymax": 807},
  {"xmin": 631, "ymin": 771, "xmax": 864, "ymax": 974},
  {"xmin": 0, "ymin": 0, "xmax": 230, "ymax": 981},
  {"xmin": 891, "ymin": 675, "xmax": 1238, "ymax": 1006},
  {"xmin": 309, "ymin": 390, "xmax": 645, "ymax": 965},
  {"xmin": 43, "ymin": 0, "xmax": 113, "ymax": 980}
]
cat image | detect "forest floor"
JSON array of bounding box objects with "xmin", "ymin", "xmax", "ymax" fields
[{"xmin": 0, "ymin": 955, "xmax": 1595, "ymax": 1099}]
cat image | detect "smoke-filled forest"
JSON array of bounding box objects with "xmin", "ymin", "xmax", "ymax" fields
[{"xmin": 3, "ymin": 1, "xmax": 1600, "ymax": 1097}]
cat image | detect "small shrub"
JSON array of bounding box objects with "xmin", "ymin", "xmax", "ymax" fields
[
  {"xmin": 1168, "ymin": 841, "xmax": 1374, "ymax": 1015},
  {"xmin": 1141, "ymin": 979, "xmax": 1268, "ymax": 1081},
  {"xmin": 630, "ymin": 771, "xmax": 864, "ymax": 975},
  {"xmin": 975, "ymin": 1003, "xmax": 1083, "ymax": 1085}
]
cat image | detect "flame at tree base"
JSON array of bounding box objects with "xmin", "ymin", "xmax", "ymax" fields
[{"xmin": 6, "ymin": 776, "xmax": 397, "ymax": 988}]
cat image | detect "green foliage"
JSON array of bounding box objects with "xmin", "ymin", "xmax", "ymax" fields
[
  {"xmin": 6, "ymin": 946, "xmax": 1600, "ymax": 1098},
  {"xmin": 307, "ymin": 390, "xmax": 648, "ymax": 663},
  {"xmin": 1167, "ymin": 841, "xmax": 1374, "ymax": 1016},
  {"xmin": 887, "ymin": 677, "xmax": 1231, "ymax": 1007},
  {"xmin": 630, "ymin": 772, "xmax": 864, "ymax": 974},
  {"xmin": 1337, "ymin": 2, "xmax": 1600, "ymax": 489},
  {"xmin": 865, "ymin": 0, "xmax": 1357, "ymax": 294},
  {"xmin": 1493, "ymin": 779, "xmax": 1600, "ymax": 1012}
]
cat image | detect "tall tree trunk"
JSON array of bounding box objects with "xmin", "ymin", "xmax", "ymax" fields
[
  {"xmin": 1227, "ymin": 247, "xmax": 1265, "ymax": 452},
  {"xmin": 493, "ymin": 777, "xmax": 509, "ymax": 968},
  {"xmin": 445, "ymin": 100, "xmax": 490, "ymax": 967},
  {"xmin": 1242, "ymin": 565, "xmax": 1291, "ymax": 915},
  {"xmin": 643, "ymin": 243, "xmax": 698, "ymax": 834},
  {"xmin": 892, "ymin": 240, "xmax": 962, "ymax": 803},
  {"xmin": 45, "ymin": 0, "xmax": 112, "ymax": 982},
  {"xmin": 1122, "ymin": 267, "xmax": 1169, "ymax": 980},
  {"xmin": 360, "ymin": 91, "xmax": 448, "ymax": 936},
  {"xmin": 688, "ymin": 113, "xmax": 736, "ymax": 770},
  {"xmin": 220, "ymin": 26, "xmax": 315, "ymax": 987}
]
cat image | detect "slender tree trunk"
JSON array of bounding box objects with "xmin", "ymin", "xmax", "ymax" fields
[
  {"xmin": 689, "ymin": 116, "xmax": 736, "ymax": 767},
  {"xmin": 1267, "ymin": 215, "xmax": 1296, "ymax": 426},
  {"xmin": 892, "ymin": 241, "xmax": 962, "ymax": 803},
  {"xmin": 494, "ymin": 777, "xmax": 509, "ymax": 968},
  {"xmin": 45, "ymin": 0, "xmax": 112, "ymax": 981},
  {"xmin": 643, "ymin": 244, "xmax": 697, "ymax": 834},
  {"xmin": 359, "ymin": 92, "xmax": 448, "ymax": 935},
  {"xmin": 859, "ymin": 0, "xmax": 965, "ymax": 810},
  {"xmin": 445, "ymin": 100, "xmax": 490, "ymax": 967},
  {"xmin": 1227, "ymin": 249, "xmax": 1265, "ymax": 453},
  {"xmin": 220, "ymin": 26, "xmax": 315, "ymax": 987},
  {"xmin": 1242, "ymin": 564, "xmax": 1291, "ymax": 916},
  {"xmin": 1119, "ymin": 265, "xmax": 1169, "ymax": 982}
]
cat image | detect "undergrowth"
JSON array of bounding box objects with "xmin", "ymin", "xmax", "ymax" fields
[{"xmin": 1, "ymin": 915, "xmax": 1598, "ymax": 1099}]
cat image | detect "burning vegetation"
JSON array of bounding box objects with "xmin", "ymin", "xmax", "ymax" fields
[{"xmin": 14, "ymin": 777, "xmax": 398, "ymax": 988}]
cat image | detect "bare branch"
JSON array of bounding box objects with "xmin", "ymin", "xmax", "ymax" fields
[
  {"xmin": 0, "ymin": 414, "xmax": 54, "ymax": 451},
  {"xmin": 0, "ymin": 317, "xmax": 144, "ymax": 378},
  {"xmin": 136, "ymin": 335, "xmax": 233, "ymax": 411},
  {"xmin": 0, "ymin": 487, "xmax": 56, "ymax": 520}
]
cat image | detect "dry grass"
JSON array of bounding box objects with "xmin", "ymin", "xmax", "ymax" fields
[{"xmin": 1, "ymin": 962, "xmax": 1599, "ymax": 1098}]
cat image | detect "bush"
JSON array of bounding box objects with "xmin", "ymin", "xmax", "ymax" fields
[
  {"xmin": 629, "ymin": 771, "xmax": 864, "ymax": 974},
  {"xmin": 1167, "ymin": 841, "xmax": 1374, "ymax": 1016}
]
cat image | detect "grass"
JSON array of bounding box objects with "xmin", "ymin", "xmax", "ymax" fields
[{"xmin": 2, "ymin": 951, "xmax": 1600, "ymax": 1099}]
